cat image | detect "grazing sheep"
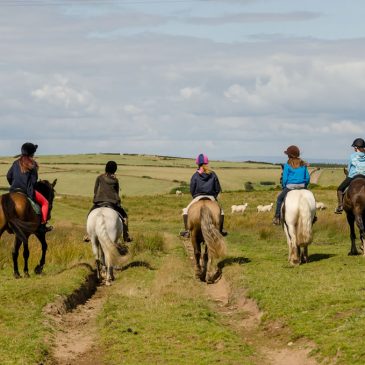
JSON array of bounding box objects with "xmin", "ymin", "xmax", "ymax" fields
[
  {"xmin": 316, "ymin": 201, "xmax": 326, "ymax": 210},
  {"xmin": 176, "ymin": 190, "xmax": 183, "ymax": 196},
  {"xmin": 257, "ymin": 203, "xmax": 273, "ymax": 213},
  {"xmin": 231, "ymin": 203, "xmax": 248, "ymax": 214}
]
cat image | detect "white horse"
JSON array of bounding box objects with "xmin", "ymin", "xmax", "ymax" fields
[
  {"xmin": 86, "ymin": 207, "xmax": 130, "ymax": 285},
  {"xmin": 282, "ymin": 189, "xmax": 316, "ymax": 265}
]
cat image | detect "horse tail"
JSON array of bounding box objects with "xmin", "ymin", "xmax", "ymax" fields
[
  {"xmin": 1, "ymin": 194, "xmax": 38, "ymax": 242},
  {"xmin": 94, "ymin": 211, "xmax": 128, "ymax": 266},
  {"xmin": 297, "ymin": 194, "xmax": 313, "ymax": 245},
  {"xmin": 200, "ymin": 205, "xmax": 227, "ymax": 259}
]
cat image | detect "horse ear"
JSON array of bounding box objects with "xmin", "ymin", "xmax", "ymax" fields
[{"xmin": 52, "ymin": 179, "xmax": 57, "ymax": 187}]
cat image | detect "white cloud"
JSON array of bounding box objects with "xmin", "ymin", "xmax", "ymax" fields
[
  {"xmin": 31, "ymin": 76, "xmax": 94, "ymax": 110},
  {"xmin": 180, "ymin": 87, "xmax": 203, "ymax": 99}
]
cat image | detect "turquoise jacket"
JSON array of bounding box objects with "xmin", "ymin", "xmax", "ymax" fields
[
  {"xmin": 282, "ymin": 163, "xmax": 310, "ymax": 188},
  {"xmin": 348, "ymin": 152, "xmax": 365, "ymax": 178}
]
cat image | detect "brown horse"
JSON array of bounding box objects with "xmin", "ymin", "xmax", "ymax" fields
[
  {"xmin": 343, "ymin": 177, "xmax": 365, "ymax": 256},
  {"xmin": 0, "ymin": 179, "xmax": 57, "ymax": 278},
  {"xmin": 187, "ymin": 199, "xmax": 227, "ymax": 283}
]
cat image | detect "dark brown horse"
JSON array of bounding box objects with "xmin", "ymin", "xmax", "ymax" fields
[
  {"xmin": 0, "ymin": 179, "xmax": 57, "ymax": 278},
  {"xmin": 343, "ymin": 177, "xmax": 365, "ymax": 255},
  {"xmin": 187, "ymin": 199, "xmax": 227, "ymax": 283}
]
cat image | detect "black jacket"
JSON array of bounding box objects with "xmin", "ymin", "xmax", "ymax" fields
[
  {"xmin": 190, "ymin": 170, "xmax": 221, "ymax": 199},
  {"xmin": 93, "ymin": 173, "xmax": 121, "ymax": 205},
  {"xmin": 7, "ymin": 160, "xmax": 38, "ymax": 198}
]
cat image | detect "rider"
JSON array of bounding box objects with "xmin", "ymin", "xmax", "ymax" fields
[
  {"xmin": 179, "ymin": 153, "xmax": 227, "ymax": 238},
  {"xmin": 272, "ymin": 145, "xmax": 310, "ymax": 225},
  {"xmin": 7, "ymin": 142, "xmax": 53, "ymax": 232},
  {"xmin": 335, "ymin": 138, "xmax": 365, "ymax": 214},
  {"xmin": 85, "ymin": 161, "xmax": 132, "ymax": 243}
]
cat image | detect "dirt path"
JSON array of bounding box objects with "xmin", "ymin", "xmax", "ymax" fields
[
  {"xmin": 183, "ymin": 238, "xmax": 319, "ymax": 365},
  {"xmin": 47, "ymin": 239, "xmax": 319, "ymax": 365},
  {"xmin": 310, "ymin": 168, "xmax": 322, "ymax": 184},
  {"xmin": 50, "ymin": 287, "xmax": 107, "ymax": 365}
]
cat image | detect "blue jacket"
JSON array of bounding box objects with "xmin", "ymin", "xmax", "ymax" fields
[
  {"xmin": 282, "ymin": 163, "xmax": 310, "ymax": 188},
  {"xmin": 347, "ymin": 152, "xmax": 365, "ymax": 178},
  {"xmin": 7, "ymin": 160, "xmax": 38, "ymax": 198},
  {"xmin": 190, "ymin": 170, "xmax": 221, "ymax": 198}
]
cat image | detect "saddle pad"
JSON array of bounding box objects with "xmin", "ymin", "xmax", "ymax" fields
[{"xmin": 28, "ymin": 198, "xmax": 41, "ymax": 215}]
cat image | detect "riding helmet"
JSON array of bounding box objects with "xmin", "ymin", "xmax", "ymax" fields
[
  {"xmin": 195, "ymin": 153, "xmax": 209, "ymax": 166},
  {"xmin": 105, "ymin": 160, "xmax": 117, "ymax": 174},
  {"xmin": 284, "ymin": 145, "xmax": 300, "ymax": 158},
  {"xmin": 21, "ymin": 142, "xmax": 38, "ymax": 157},
  {"xmin": 351, "ymin": 138, "xmax": 365, "ymax": 148}
]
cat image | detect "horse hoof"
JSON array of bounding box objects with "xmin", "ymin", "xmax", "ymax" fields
[
  {"xmin": 348, "ymin": 251, "xmax": 359, "ymax": 256},
  {"xmin": 34, "ymin": 265, "xmax": 43, "ymax": 275},
  {"xmin": 24, "ymin": 272, "xmax": 30, "ymax": 278},
  {"xmin": 14, "ymin": 273, "xmax": 21, "ymax": 279},
  {"xmin": 105, "ymin": 280, "xmax": 112, "ymax": 286}
]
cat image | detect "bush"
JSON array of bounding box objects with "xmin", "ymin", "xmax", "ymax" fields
[
  {"xmin": 244, "ymin": 182, "xmax": 254, "ymax": 191},
  {"xmin": 260, "ymin": 181, "xmax": 275, "ymax": 186}
]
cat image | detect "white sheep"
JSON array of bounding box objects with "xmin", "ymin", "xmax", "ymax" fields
[
  {"xmin": 231, "ymin": 203, "xmax": 248, "ymax": 214},
  {"xmin": 257, "ymin": 203, "xmax": 273, "ymax": 213},
  {"xmin": 316, "ymin": 201, "xmax": 326, "ymax": 210},
  {"xmin": 175, "ymin": 190, "xmax": 183, "ymax": 196}
]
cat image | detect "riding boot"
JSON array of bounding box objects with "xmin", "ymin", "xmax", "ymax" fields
[
  {"xmin": 179, "ymin": 214, "xmax": 190, "ymax": 238},
  {"xmin": 122, "ymin": 218, "xmax": 133, "ymax": 243},
  {"xmin": 335, "ymin": 191, "xmax": 344, "ymax": 214},
  {"xmin": 219, "ymin": 214, "xmax": 228, "ymax": 236}
]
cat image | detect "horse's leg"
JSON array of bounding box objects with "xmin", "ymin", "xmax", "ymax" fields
[
  {"xmin": 191, "ymin": 233, "xmax": 202, "ymax": 278},
  {"xmin": 200, "ymin": 245, "xmax": 208, "ymax": 282},
  {"xmin": 23, "ymin": 239, "xmax": 30, "ymax": 278},
  {"xmin": 34, "ymin": 232, "xmax": 48, "ymax": 274},
  {"xmin": 286, "ymin": 224, "xmax": 299, "ymax": 265},
  {"xmin": 346, "ymin": 212, "xmax": 359, "ymax": 255},
  {"xmin": 300, "ymin": 246, "xmax": 309, "ymax": 264},
  {"xmin": 95, "ymin": 259, "xmax": 102, "ymax": 282},
  {"xmin": 284, "ymin": 223, "xmax": 298, "ymax": 265},
  {"xmin": 12, "ymin": 237, "xmax": 22, "ymax": 278},
  {"xmin": 354, "ymin": 213, "xmax": 365, "ymax": 256},
  {"xmin": 104, "ymin": 254, "xmax": 112, "ymax": 286}
]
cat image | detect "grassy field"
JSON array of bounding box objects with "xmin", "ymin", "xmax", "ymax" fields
[{"xmin": 1, "ymin": 154, "xmax": 363, "ymax": 365}]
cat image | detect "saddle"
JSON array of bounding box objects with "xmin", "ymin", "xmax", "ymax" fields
[{"xmin": 91, "ymin": 202, "xmax": 125, "ymax": 222}]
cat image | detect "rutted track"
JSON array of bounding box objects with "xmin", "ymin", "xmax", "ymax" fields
[
  {"xmin": 44, "ymin": 265, "xmax": 104, "ymax": 365},
  {"xmin": 181, "ymin": 237, "xmax": 319, "ymax": 365}
]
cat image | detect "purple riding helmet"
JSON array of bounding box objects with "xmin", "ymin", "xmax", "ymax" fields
[{"xmin": 195, "ymin": 153, "xmax": 209, "ymax": 166}]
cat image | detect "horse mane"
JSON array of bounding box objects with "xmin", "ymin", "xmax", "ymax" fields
[{"xmin": 1, "ymin": 194, "xmax": 39, "ymax": 242}]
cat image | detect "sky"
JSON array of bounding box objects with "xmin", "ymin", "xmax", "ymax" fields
[{"xmin": 0, "ymin": 0, "xmax": 364, "ymax": 162}]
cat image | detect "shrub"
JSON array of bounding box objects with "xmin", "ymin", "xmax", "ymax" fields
[
  {"xmin": 260, "ymin": 181, "xmax": 275, "ymax": 186},
  {"xmin": 244, "ymin": 182, "xmax": 254, "ymax": 192}
]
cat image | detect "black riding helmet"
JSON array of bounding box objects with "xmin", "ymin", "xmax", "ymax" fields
[
  {"xmin": 105, "ymin": 160, "xmax": 117, "ymax": 174},
  {"xmin": 351, "ymin": 138, "xmax": 365, "ymax": 148},
  {"xmin": 21, "ymin": 142, "xmax": 38, "ymax": 157}
]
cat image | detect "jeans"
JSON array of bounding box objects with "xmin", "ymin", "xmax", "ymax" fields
[{"xmin": 274, "ymin": 188, "xmax": 291, "ymax": 218}]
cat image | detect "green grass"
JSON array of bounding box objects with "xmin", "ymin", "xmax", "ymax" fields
[{"xmin": 0, "ymin": 155, "xmax": 362, "ymax": 364}]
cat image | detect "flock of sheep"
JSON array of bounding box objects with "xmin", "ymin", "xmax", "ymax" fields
[
  {"xmin": 231, "ymin": 201, "xmax": 327, "ymax": 214},
  {"xmin": 175, "ymin": 189, "xmax": 327, "ymax": 214}
]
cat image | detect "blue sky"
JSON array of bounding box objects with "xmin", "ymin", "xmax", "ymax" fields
[{"xmin": 0, "ymin": 0, "xmax": 364, "ymax": 162}]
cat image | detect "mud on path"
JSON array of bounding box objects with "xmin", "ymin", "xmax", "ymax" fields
[
  {"xmin": 45, "ymin": 270, "xmax": 106, "ymax": 365},
  {"xmin": 182, "ymin": 238, "xmax": 319, "ymax": 365}
]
